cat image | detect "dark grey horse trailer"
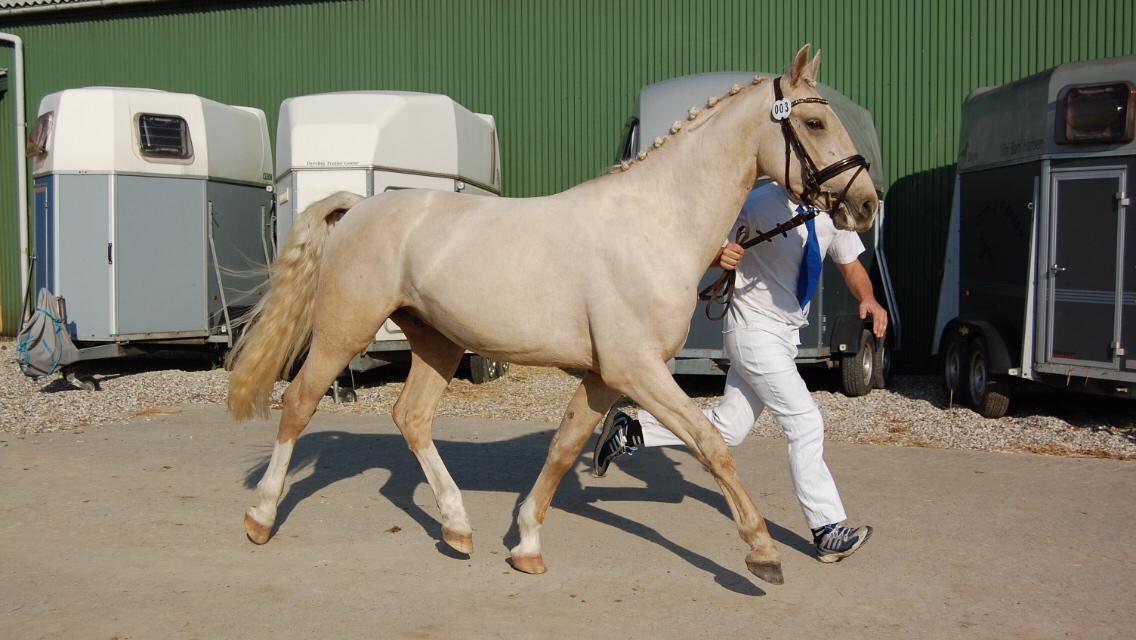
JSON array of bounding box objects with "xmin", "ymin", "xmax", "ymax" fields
[
  {"xmin": 933, "ymin": 55, "xmax": 1136, "ymax": 417},
  {"xmin": 619, "ymin": 72, "xmax": 901, "ymax": 396},
  {"xmin": 25, "ymin": 87, "xmax": 274, "ymax": 386}
]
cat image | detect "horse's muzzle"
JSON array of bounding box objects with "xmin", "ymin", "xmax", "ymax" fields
[{"xmin": 830, "ymin": 194, "xmax": 878, "ymax": 233}]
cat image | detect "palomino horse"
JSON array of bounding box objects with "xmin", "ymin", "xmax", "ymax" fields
[{"xmin": 228, "ymin": 44, "xmax": 878, "ymax": 586}]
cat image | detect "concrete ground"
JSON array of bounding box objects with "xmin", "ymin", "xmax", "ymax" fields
[{"xmin": 1, "ymin": 405, "xmax": 1132, "ymax": 639}]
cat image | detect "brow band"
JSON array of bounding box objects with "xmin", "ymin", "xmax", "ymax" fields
[{"xmin": 790, "ymin": 97, "xmax": 829, "ymax": 107}]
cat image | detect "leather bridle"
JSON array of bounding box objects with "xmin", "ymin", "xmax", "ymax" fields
[
  {"xmin": 772, "ymin": 76, "xmax": 870, "ymax": 212},
  {"xmin": 696, "ymin": 76, "xmax": 871, "ymax": 321}
]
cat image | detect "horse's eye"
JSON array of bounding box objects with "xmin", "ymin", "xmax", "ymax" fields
[{"xmin": 805, "ymin": 119, "xmax": 825, "ymax": 131}]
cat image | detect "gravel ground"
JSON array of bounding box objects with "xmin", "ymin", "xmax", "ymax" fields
[{"xmin": 2, "ymin": 338, "xmax": 1133, "ymax": 459}]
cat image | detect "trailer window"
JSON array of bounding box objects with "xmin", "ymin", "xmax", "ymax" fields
[
  {"xmin": 27, "ymin": 111, "xmax": 53, "ymax": 157},
  {"xmin": 138, "ymin": 114, "xmax": 193, "ymax": 159},
  {"xmin": 1056, "ymin": 82, "xmax": 1135, "ymax": 145}
]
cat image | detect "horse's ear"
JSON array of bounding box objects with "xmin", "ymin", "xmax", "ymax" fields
[
  {"xmin": 787, "ymin": 44, "xmax": 812, "ymax": 86},
  {"xmin": 806, "ymin": 49, "xmax": 823, "ymax": 84}
]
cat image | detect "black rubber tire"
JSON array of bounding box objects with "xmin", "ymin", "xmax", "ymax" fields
[
  {"xmin": 965, "ymin": 337, "xmax": 1011, "ymax": 419},
  {"xmin": 840, "ymin": 329, "xmax": 874, "ymax": 397},
  {"xmin": 870, "ymin": 336, "xmax": 891, "ymax": 389},
  {"xmin": 332, "ymin": 384, "xmax": 357, "ymax": 404},
  {"xmin": 469, "ymin": 355, "xmax": 510, "ymax": 384},
  {"xmin": 942, "ymin": 334, "xmax": 965, "ymax": 406},
  {"xmin": 64, "ymin": 369, "xmax": 100, "ymax": 392}
]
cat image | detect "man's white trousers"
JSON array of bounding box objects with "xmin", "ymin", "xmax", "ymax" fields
[{"xmin": 637, "ymin": 324, "xmax": 847, "ymax": 530}]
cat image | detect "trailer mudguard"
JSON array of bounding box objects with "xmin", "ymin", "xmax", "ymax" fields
[
  {"xmin": 829, "ymin": 314, "xmax": 868, "ymax": 355},
  {"xmin": 942, "ymin": 316, "xmax": 1016, "ymax": 373}
]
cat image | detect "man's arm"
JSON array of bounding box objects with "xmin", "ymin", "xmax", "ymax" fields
[{"xmin": 835, "ymin": 260, "xmax": 888, "ymax": 339}]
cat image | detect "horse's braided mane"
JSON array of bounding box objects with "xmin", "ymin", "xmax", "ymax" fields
[{"xmin": 610, "ymin": 75, "xmax": 769, "ymax": 175}]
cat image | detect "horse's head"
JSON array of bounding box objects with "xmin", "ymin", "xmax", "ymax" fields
[{"xmin": 756, "ymin": 45, "xmax": 880, "ymax": 232}]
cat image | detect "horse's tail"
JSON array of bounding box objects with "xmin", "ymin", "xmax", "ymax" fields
[{"xmin": 226, "ymin": 191, "xmax": 365, "ymax": 421}]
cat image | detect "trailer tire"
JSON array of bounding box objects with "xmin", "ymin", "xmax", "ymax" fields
[
  {"xmin": 64, "ymin": 368, "xmax": 100, "ymax": 392},
  {"xmin": 840, "ymin": 329, "xmax": 874, "ymax": 397},
  {"xmin": 331, "ymin": 381, "xmax": 357, "ymax": 404},
  {"xmin": 870, "ymin": 336, "xmax": 892, "ymax": 389},
  {"xmin": 469, "ymin": 355, "xmax": 509, "ymax": 384},
  {"xmin": 965, "ymin": 337, "xmax": 1011, "ymax": 419},
  {"xmin": 942, "ymin": 334, "xmax": 965, "ymax": 406}
]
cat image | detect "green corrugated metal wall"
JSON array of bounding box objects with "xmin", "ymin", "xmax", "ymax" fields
[{"xmin": 1, "ymin": 0, "xmax": 1133, "ymax": 369}]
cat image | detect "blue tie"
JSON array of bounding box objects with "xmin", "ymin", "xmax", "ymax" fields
[{"xmin": 796, "ymin": 206, "xmax": 822, "ymax": 308}]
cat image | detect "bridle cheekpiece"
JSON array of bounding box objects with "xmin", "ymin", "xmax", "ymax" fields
[{"xmin": 771, "ymin": 76, "xmax": 869, "ymax": 213}]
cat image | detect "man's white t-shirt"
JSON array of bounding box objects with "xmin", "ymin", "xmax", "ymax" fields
[{"xmin": 725, "ymin": 183, "xmax": 865, "ymax": 342}]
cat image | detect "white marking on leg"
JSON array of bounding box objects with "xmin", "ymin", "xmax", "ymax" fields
[
  {"xmin": 414, "ymin": 444, "xmax": 471, "ymax": 535},
  {"xmin": 510, "ymin": 496, "xmax": 542, "ymax": 558},
  {"xmin": 249, "ymin": 439, "xmax": 294, "ymax": 526}
]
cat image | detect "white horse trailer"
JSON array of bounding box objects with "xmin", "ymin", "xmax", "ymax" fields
[
  {"xmin": 274, "ymin": 91, "xmax": 504, "ymax": 392},
  {"xmin": 24, "ymin": 87, "xmax": 273, "ymax": 387},
  {"xmin": 933, "ymin": 55, "xmax": 1136, "ymax": 417},
  {"xmin": 618, "ymin": 72, "xmax": 901, "ymax": 396}
]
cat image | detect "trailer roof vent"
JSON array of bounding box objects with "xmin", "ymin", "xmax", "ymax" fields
[
  {"xmin": 1055, "ymin": 81, "xmax": 1135, "ymax": 145},
  {"xmin": 138, "ymin": 113, "xmax": 193, "ymax": 159}
]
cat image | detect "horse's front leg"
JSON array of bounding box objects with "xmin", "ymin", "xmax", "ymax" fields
[
  {"xmin": 616, "ymin": 360, "xmax": 784, "ymax": 585},
  {"xmin": 510, "ymin": 371, "xmax": 621, "ymax": 574}
]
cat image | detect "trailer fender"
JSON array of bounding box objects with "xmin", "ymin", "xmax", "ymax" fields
[
  {"xmin": 941, "ymin": 318, "xmax": 1014, "ymax": 374},
  {"xmin": 829, "ymin": 314, "xmax": 868, "ymax": 355}
]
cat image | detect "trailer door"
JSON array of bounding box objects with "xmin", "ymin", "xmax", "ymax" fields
[
  {"xmin": 1045, "ymin": 168, "xmax": 1125, "ymax": 368},
  {"xmin": 114, "ymin": 176, "xmax": 207, "ymax": 335}
]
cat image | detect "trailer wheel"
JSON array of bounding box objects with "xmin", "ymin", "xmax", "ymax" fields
[
  {"xmin": 469, "ymin": 355, "xmax": 510, "ymax": 384},
  {"xmin": 840, "ymin": 329, "xmax": 874, "ymax": 397},
  {"xmin": 942, "ymin": 334, "xmax": 965, "ymax": 406},
  {"xmin": 331, "ymin": 380, "xmax": 357, "ymax": 404},
  {"xmin": 64, "ymin": 368, "xmax": 100, "ymax": 392},
  {"xmin": 870, "ymin": 336, "xmax": 892, "ymax": 389},
  {"xmin": 965, "ymin": 337, "xmax": 1011, "ymax": 419}
]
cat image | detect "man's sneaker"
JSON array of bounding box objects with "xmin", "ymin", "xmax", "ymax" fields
[
  {"xmin": 812, "ymin": 523, "xmax": 873, "ymax": 563},
  {"xmin": 592, "ymin": 409, "xmax": 643, "ymax": 477}
]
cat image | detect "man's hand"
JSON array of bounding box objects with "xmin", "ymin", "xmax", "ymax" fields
[
  {"xmin": 859, "ymin": 297, "xmax": 888, "ymax": 339},
  {"xmin": 836, "ymin": 260, "xmax": 888, "ymax": 340},
  {"xmin": 719, "ymin": 242, "xmax": 745, "ymax": 270}
]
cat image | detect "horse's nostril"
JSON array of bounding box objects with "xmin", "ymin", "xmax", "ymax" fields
[{"xmin": 861, "ymin": 200, "xmax": 877, "ymax": 219}]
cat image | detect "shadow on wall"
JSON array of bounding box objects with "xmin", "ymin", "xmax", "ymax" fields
[{"xmin": 881, "ymin": 163, "xmax": 957, "ymax": 373}]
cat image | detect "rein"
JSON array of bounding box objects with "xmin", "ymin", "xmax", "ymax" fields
[
  {"xmin": 697, "ymin": 206, "xmax": 820, "ymax": 321},
  {"xmin": 696, "ymin": 76, "xmax": 870, "ymax": 321}
]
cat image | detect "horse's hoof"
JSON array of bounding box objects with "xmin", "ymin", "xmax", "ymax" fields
[
  {"xmin": 244, "ymin": 513, "xmax": 273, "ymax": 545},
  {"xmin": 443, "ymin": 528, "xmax": 474, "ymax": 554},
  {"xmin": 746, "ymin": 558, "xmax": 784, "ymax": 585},
  {"xmin": 509, "ymin": 554, "xmax": 547, "ymax": 575}
]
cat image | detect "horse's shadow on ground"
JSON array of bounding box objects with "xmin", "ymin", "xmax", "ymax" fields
[{"xmin": 245, "ymin": 429, "xmax": 814, "ymax": 596}]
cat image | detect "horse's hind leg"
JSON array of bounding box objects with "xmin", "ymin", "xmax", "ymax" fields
[
  {"xmin": 388, "ymin": 310, "xmax": 472, "ymax": 553},
  {"xmin": 511, "ymin": 371, "xmax": 621, "ymax": 574},
  {"xmin": 612, "ymin": 360, "xmax": 784, "ymax": 585},
  {"xmin": 244, "ymin": 315, "xmax": 382, "ymax": 544}
]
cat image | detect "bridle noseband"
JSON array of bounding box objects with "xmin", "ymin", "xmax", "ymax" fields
[
  {"xmin": 772, "ymin": 76, "xmax": 870, "ymax": 212},
  {"xmin": 696, "ymin": 76, "xmax": 871, "ymax": 321}
]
